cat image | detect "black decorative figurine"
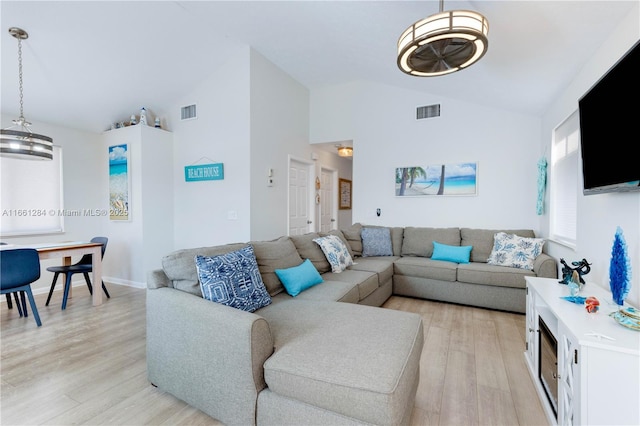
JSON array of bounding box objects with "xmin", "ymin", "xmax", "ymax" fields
[{"xmin": 559, "ymin": 258, "xmax": 591, "ymax": 285}]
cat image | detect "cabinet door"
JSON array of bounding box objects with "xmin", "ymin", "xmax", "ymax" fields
[
  {"xmin": 558, "ymin": 325, "xmax": 580, "ymax": 426},
  {"xmin": 525, "ymin": 286, "xmax": 537, "ymax": 367}
]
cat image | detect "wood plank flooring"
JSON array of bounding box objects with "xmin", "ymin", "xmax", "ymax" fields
[{"xmin": 1, "ymin": 285, "xmax": 548, "ymax": 425}]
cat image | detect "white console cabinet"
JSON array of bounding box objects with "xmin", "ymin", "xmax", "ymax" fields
[{"xmin": 525, "ymin": 277, "xmax": 640, "ymax": 425}]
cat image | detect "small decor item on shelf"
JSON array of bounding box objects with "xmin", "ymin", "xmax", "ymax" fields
[
  {"xmin": 569, "ymin": 270, "xmax": 582, "ymax": 296},
  {"xmin": 130, "ymin": 114, "xmax": 137, "ymax": 126},
  {"xmin": 585, "ymin": 296, "xmax": 600, "ymax": 313},
  {"xmin": 561, "ymin": 295, "xmax": 586, "ymax": 305},
  {"xmin": 154, "ymin": 117, "xmax": 161, "ymax": 128},
  {"xmin": 609, "ymin": 306, "xmax": 640, "ymax": 331},
  {"xmin": 559, "ymin": 258, "xmax": 591, "ymax": 285},
  {"xmin": 140, "ymin": 107, "xmax": 148, "ymax": 126},
  {"xmin": 609, "ymin": 226, "xmax": 631, "ymax": 306}
]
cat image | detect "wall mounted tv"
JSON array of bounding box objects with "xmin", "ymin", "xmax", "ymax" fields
[{"xmin": 578, "ymin": 39, "xmax": 640, "ymax": 195}]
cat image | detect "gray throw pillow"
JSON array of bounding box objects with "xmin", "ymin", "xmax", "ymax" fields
[{"xmin": 361, "ymin": 227, "xmax": 393, "ymax": 257}]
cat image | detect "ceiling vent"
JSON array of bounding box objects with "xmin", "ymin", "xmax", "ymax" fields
[
  {"xmin": 181, "ymin": 104, "xmax": 197, "ymax": 120},
  {"xmin": 416, "ymin": 104, "xmax": 440, "ymax": 120}
]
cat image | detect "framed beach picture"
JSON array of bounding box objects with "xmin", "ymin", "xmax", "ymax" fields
[
  {"xmin": 339, "ymin": 178, "xmax": 352, "ymax": 210},
  {"xmin": 395, "ymin": 162, "xmax": 477, "ymax": 197},
  {"xmin": 109, "ymin": 144, "xmax": 131, "ymax": 220}
]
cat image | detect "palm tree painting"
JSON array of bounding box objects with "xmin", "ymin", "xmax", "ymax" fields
[{"xmin": 395, "ymin": 162, "xmax": 477, "ymax": 196}]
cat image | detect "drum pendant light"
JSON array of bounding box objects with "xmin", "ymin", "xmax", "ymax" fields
[{"xmin": 1, "ymin": 27, "xmax": 53, "ymax": 160}]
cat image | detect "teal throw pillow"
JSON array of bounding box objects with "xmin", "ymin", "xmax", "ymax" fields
[
  {"xmin": 275, "ymin": 259, "xmax": 324, "ymax": 297},
  {"xmin": 195, "ymin": 245, "xmax": 271, "ymax": 312},
  {"xmin": 431, "ymin": 241, "xmax": 472, "ymax": 264}
]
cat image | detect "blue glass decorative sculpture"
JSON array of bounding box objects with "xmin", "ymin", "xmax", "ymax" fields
[{"xmin": 609, "ymin": 226, "xmax": 631, "ymax": 306}]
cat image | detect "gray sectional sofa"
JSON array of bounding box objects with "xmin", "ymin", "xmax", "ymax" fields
[{"xmin": 146, "ymin": 224, "xmax": 557, "ymax": 425}]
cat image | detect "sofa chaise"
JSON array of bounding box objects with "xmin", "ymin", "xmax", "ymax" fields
[{"xmin": 146, "ymin": 224, "xmax": 557, "ymax": 425}]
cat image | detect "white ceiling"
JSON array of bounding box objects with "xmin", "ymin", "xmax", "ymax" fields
[{"xmin": 1, "ymin": 1, "xmax": 637, "ymax": 134}]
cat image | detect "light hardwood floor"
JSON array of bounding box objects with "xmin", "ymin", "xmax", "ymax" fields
[{"xmin": 1, "ymin": 285, "xmax": 548, "ymax": 425}]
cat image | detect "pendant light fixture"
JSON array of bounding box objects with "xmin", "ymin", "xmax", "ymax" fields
[
  {"xmin": 337, "ymin": 145, "xmax": 353, "ymax": 157},
  {"xmin": 1, "ymin": 27, "xmax": 53, "ymax": 160},
  {"xmin": 397, "ymin": 0, "xmax": 489, "ymax": 77}
]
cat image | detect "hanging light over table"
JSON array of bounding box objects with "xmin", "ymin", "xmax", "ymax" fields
[
  {"xmin": 1, "ymin": 27, "xmax": 53, "ymax": 160},
  {"xmin": 397, "ymin": 0, "xmax": 489, "ymax": 77}
]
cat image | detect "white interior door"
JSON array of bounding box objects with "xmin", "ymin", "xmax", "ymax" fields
[
  {"xmin": 320, "ymin": 168, "xmax": 336, "ymax": 232},
  {"xmin": 288, "ymin": 158, "xmax": 313, "ymax": 235}
]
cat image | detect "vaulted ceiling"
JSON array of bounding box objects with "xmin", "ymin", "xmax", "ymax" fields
[{"xmin": 1, "ymin": 1, "xmax": 637, "ymax": 133}]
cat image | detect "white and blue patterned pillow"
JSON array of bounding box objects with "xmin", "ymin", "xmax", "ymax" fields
[
  {"xmin": 361, "ymin": 227, "xmax": 393, "ymax": 257},
  {"xmin": 313, "ymin": 235, "xmax": 353, "ymax": 273},
  {"xmin": 195, "ymin": 245, "xmax": 271, "ymax": 312},
  {"xmin": 487, "ymin": 232, "xmax": 545, "ymax": 270}
]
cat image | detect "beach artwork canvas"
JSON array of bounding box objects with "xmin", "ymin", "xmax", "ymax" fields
[
  {"xmin": 109, "ymin": 144, "xmax": 130, "ymax": 220},
  {"xmin": 395, "ymin": 162, "xmax": 477, "ymax": 196}
]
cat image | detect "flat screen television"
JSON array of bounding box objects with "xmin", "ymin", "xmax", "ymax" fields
[{"xmin": 578, "ymin": 39, "xmax": 640, "ymax": 195}]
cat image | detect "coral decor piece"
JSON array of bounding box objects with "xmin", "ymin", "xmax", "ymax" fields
[
  {"xmin": 585, "ymin": 297, "xmax": 600, "ymax": 313},
  {"xmin": 609, "ymin": 226, "xmax": 631, "ymax": 306}
]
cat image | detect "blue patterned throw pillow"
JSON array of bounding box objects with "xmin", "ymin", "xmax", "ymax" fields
[
  {"xmin": 195, "ymin": 245, "xmax": 271, "ymax": 312},
  {"xmin": 361, "ymin": 227, "xmax": 393, "ymax": 257},
  {"xmin": 487, "ymin": 232, "xmax": 545, "ymax": 270},
  {"xmin": 313, "ymin": 235, "xmax": 353, "ymax": 273}
]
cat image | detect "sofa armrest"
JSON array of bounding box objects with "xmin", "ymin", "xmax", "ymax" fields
[
  {"xmin": 146, "ymin": 287, "xmax": 274, "ymax": 425},
  {"xmin": 147, "ymin": 268, "xmax": 171, "ymax": 289},
  {"xmin": 534, "ymin": 253, "xmax": 558, "ymax": 279}
]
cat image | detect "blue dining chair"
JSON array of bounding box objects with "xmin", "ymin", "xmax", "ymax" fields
[
  {"xmin": 45, "ymin": 237, "xmax": 110, "ymax": 310},
  {"xmin": 0, "ymin": 248, "xmax": 43, "ymax": 327}
]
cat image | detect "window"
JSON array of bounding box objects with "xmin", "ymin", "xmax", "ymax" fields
[
  {"xmin": 1, "ymin": 146, "xmax": 64, "ymax": 236},
  {"xmin": 550, "ymin": 111, "xmax": 579, "ymax": 248}
]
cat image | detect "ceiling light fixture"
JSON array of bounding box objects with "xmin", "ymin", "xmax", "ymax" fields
[
  {"xmin": 337, "ymin": 146, "xmax": 353, "ymax": 157},
  {"xmin": 397, "ymin": 0, "xmax": 489, "ymax": 77},
  {"xmin": 1, "ymin": 27, "xmax": 53, "ymax": 160}
]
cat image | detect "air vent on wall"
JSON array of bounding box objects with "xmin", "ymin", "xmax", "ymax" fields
[
  {"xmin": 181, "ymin": 104, "xmax": 197, "ymax": 120},
  {"xmin": 416, "ymin": 104, "xmax": 440, "ymax": 119}
]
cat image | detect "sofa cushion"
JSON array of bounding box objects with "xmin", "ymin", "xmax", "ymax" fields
[
  {"xmin": 457, "ymin": 262, "xmax": 534, "ymax": 289},
  {"xmin": 394, "ymin": 256, "xmax": 457, "ymax": 282},
  {"xmin": 341, "ymin": 223, "xmax": 363, "ymax": 256},
  {"xmin": 431, "ymin": 241, "xmax": 472, "ymax": 264},
  {"xmin": 322, "ymin": 269, "xmax": 379, "ymax": 301},
  {"xmin": 259, "ymin": 300, "xmax": 423, "ymax": 426},
  {"xmin": 194, "ymin": 245, "xmax": 272, "ymax": 312},
  {"xmin": 251, "ymin": 237, "xmax": 303, "ymax": 296},
  {"xmin": 290, "ymin": 233, "xmax": 331, "ymax": 273},
  {"xmin": 460, "ymin": 228, "xmax": 536, "ymax": 263},
  {"xmin": 313, "ymin": 235, "xmax": 353, "ymax": 273},
  {"xmin": 487, "ymin": 232, "xmax": 545, "ymax": 270},
  {"xmin": 401, "ymin": 227, "xmax": 460, "ymax": 257},
  {"xmin": 361, "ymin": 226, "xmax": 393, "ymax": 257},
  {"xmin": 274, "ymin": 259, "xmax": 324, "ymax": 297},
  {"xmin": 349, "ymin": 257, "xmax": 396, "ymax": 285},
  {"xmin": 162, "ymin": 243, "xmax": 248, "ymax": 295},
  {"xmin": 289, "ymin": 279, "xmax": 360, "ymax": 304}
]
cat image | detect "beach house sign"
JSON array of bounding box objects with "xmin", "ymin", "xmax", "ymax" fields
[{"xmin": 184, "ymin": 163, "xmax": 224, "ymax": 182}]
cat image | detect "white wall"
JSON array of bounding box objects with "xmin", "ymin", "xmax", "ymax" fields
[
  {"xmin": 540, "ymin": 4, "xmax": 640, "ymax": 307},
  {"xmin": 310, "ymin": 81, "xmax": 543, "ymax": 231},
  {"xmin": 249, "ymin": 49, "xmax": 311, "ymax": 241},
  {"xmin": 101, "ymin": 125, "xmax": 173, "ymax": 287},
  {"xmin": 168, "ymin": 48, "xmax": 252, "ymax": 250},
  {"xmin": 0, "ymin": 115, "xmax": 104, "ymax": 294}
]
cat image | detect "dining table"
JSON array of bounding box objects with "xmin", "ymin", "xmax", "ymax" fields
[{"xmin": 0, "ymin": 241, "xmax": 104, "ymax": 306}]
